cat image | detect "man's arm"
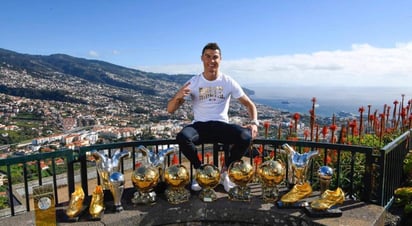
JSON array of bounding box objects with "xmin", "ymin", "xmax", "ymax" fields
[
  {"xmin": 167, "ymin": 82, "xmax": 191, "ymax": 114},
  {"xmin": 238, "ymin": 95, "xmax": 259, "ymax": 138}
]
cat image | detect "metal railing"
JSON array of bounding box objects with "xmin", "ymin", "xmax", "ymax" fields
[{"xmin": 0, "ymin": 130, "xmax": 410, "ymax": 217}]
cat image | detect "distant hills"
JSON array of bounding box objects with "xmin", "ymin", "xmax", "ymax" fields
[
  {"xmin": 0, "ymin": 48, "xmax": 253, "ymax": 107},
  {"xmin": 0, "ymin": 48, "xmax": 192, "ymax": 102}
]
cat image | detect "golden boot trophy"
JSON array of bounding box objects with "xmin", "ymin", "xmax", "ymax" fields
[
  {"xmin": 227, "ymin": 160, "xmax": 255, "ymax": 201},
  {"xmin": 279, "ymin": 143, "xmax": 318, "ymax": 207},
  {"xmin": 304, "ymin": 165, "xmax": 345, "ymax": 217},
  {"xmin": 89, "ymin": 185, "xmax": 104, "ymax": 220},
  {"xmin": 66, "ymin": 186, "xmax": 85, "ymax": 220}
]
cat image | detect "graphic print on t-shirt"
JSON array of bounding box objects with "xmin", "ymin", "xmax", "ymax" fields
[{"xmin": 199, "ymin": 86, "xmax": 224, "ymax": 102}]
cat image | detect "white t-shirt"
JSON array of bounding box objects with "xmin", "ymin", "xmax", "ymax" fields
[{"xmin": 186, "ymin": 73, "xmax": 245, "ymax": 123}]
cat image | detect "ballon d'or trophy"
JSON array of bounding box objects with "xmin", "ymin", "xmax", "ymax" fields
[
  {"xmin": 164, "ymin": 164, "xmax": 190, "ymax": 204},
  {"xmin": 228, "ymin": 160, "xmax": 255, "ymax": 201},
  {"xmin": 131, "ymin": 165, "xmax": 160, "ymax": 204},
  {"xmin": 196, "ymin": 164, "xmax": 220, "ymax": 202},
  {"xmin": 109, "ymin": 172, "xmax": 125, "ymax": 212},
  {"xmin": 257, "ymin": 159, "xmax": 285, "ymax": 202}
]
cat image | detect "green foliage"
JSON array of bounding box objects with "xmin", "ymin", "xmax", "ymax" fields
[{"xmin": 347, "ymin": 134, "xmax": 384, "ymax": 149}]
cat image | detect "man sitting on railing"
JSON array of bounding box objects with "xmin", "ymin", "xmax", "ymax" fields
[{"xmin": 167, "ymin": 42, "xmax": 259, "ymax": 192}]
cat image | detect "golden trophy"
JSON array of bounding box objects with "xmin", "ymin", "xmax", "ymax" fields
[
  {"xmin": 164, "ymin": 164, "xmax": 190, "ymax": 204},
  {"xmin": 279, "ymin": 143, "xmax": 318, "ymax": 207},
  {"xmin": 33, "ymin": 184, "xmax": 56, "ymax": 226},
  {"xmin": 310, "ymin": 187, "xmax": 345, "ymax": 210},
  {"xmin": 318, "ymin": 166, "xmax": 334, "ymax": 195},
  {"xmin": 66, "ymin": 186, "xmax": 85, "ymax": 220},
  {"xmin": 227, "ymin": 160, "xmax": 255, "ymax": 201},
  {"xmin": 257, "ymin": 159, "xmax": 285, "ymax": 202},
  {"xmin": 196, "ymin": 164, "xmax": 221, "ymax": 202},
  {"xmin": 89, "ymin": 185, "xmax": 104, "ymax": 220},
  {"xmin": 304, "ymin": 165, "xmax": 344, "ymax": 217},
  {"xmin": 131, "ymin": 165, "xmax": 160, "ymax": 204}
]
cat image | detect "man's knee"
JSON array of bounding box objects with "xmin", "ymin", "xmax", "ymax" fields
[{"xmin": 239, "ymin": 128, "xmax": 252, "ymax": 145}]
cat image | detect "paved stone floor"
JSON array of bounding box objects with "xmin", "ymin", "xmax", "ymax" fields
[{"xmin": 0, "ymin": 182, "xmax": 387, "ymax": 226}]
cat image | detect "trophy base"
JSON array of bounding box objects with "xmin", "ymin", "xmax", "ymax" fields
[
  {"xmin": 131, "ymin": 191, "xmax": 157, "ymax": 205},
  {"xmin": 199, "ymin": 188, "xmax": 217, "ymax": 202},
  {"xmin": 165, "ymin": 187, "xmax": 191, "ymax": 204},
  {"xmin": 89, "ymin": 211, "xmax": 103, "ymax": 221},
  {"xmin": 261, "ymin": 186, "xmax": 280, "ymax": 202},
  {"xmin": 304, "ymin": 206, "xmax": 342, "ymax": 217},
  {"xmin": 64, "ymin": 205, "xmax": 87, "ymax": 222},
  {"xmin": 113, "ymin": 204, "xmax": 124, "ymax": 212},
  {"xmin": 228, "ymin": 186, "xmax": 252, "ymax": 202},
  {"xmin": 276, "ymin": 200, "xmax": 309, "ymax": 209}
]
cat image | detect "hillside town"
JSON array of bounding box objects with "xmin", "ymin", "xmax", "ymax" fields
[{"xmin": 0, "ymin": 57, "xmax": 346, "ymax": 161}]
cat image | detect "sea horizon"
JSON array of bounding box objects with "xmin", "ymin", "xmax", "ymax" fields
[{"xmin": 247, "ymin": 85, "xmax": 411, "ymax": 117}]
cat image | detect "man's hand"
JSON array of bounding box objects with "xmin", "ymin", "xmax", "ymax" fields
[
  {"xmin": 167, "ymin": 82, "xmax": 191, "ymax": 114},
  {"xmin": 248, "ymin": 124, "xmax": 258, "ymax": 139}
]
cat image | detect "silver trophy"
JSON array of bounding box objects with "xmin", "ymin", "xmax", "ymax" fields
[
  {"xmin": 136, "ymin": 145, "xmax": 176, "ymax": 169},
  {"xmin": 318, "ymin": 166, "xmax": 334, "ymax": 195},
  {"xmin": 109, "ymin": 172, "xmax": 125, "ymax": 212},
  {"xmin": 280, "ymin": 143, "xmax": 318, "ymax": 205},
  {"xmin": 89, "ymin": 149, "xmax": 130, "ymax": 190},
  {"xmin": 132, "ymin": 145, "xmax": 176, "ymax": 204},
  {"xmin": 281, "ymin": 143, "xmax": 318, "ymax": 185}
]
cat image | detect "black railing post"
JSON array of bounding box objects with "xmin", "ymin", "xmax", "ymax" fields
[
  {"xmin": 66, "ymin": 150, "xmax": 75, "ymax": 196},
  {"xmin": 6, "ymin": 164, "xmax": 14, "ymax": 216},
  {"xmin": 79, "ymin": 152, "xmax": 89, "ymax": 197}
]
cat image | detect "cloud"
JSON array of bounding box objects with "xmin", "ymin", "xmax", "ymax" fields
[
  {"xmin": 112, "ymin": 50, "xmax": 120, "ymax": 55},
  {"xmin": 136, "ymin": 41, "xmax": 412, "ymax": 87},
  {"xmin": 88, "ymin": 50, "xmax": 99, "ymax": 57}
]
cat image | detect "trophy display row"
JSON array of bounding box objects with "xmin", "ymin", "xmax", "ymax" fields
[{"xmin": 65, "ymin": 143, "xmax": 346, "ymax": 221}]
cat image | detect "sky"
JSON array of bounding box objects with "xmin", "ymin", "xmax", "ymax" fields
[{"xmin": 1, "ymin": 0, "xmax": 412, "ymax": 90}]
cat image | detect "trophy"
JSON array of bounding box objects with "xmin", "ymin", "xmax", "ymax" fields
[
  {"xmin": 318, "ymin": 166, "xmax": 333, "ymax": 195},
  {"xmin": 131, "ymin": 165, "xmax": 160, "ymax": 204},
  {"xmin": 227, "ymin": 160, "xmax": 255, "ymax": 201},
  {"xmin": 109, "ymin": 172, "xmax": 125, "ymax": 212},
  {"xmin": 33, "ymin": 184, "xmax": 56, "ymax": 225},
  {"xmin": 196, "ymin": 164, "xmax": 221, "ymax": 202},
  {"xmin": 279, "ymin": 143, "xmax": 318, "ymax": 206},
  {"xmin": 136, "ymin": 145, "xmax": 176, "ymax": 169},
  {"xmin": 304, "ymin": 165, "xmax": 344, "ymax": 216},
  {"xmin": 89, "ymin": 185, "xmax": 104, "ymax": 220},
  {"xmin": 164, "ymin": 164, "xmax": 190, "ymax": 204},
  {"xmin": 89, "ymin": 149, "xmax": 130, "ymax": 201},
  {"xmin": 310, "ymin": 187, "xmax": 345, "ymax": 211},
  {"xmin": 65, "ymin": 186, "xmax": 85, "ymax": 220},
  {"xmin": 257, "ymin": 159, "xmax": 285, "ymax": 202}
]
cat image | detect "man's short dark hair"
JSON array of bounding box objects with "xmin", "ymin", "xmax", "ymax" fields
[{"xmin": 202, "ymin": 42, "xmax": 221, "ymax": 55}]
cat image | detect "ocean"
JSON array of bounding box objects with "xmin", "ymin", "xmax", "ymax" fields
[{"xmin": 247, "ymin": 86, "xmax": 411, "ymax": 117}]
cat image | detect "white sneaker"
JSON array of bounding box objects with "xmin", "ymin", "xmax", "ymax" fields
[
  {"xmin": 191, "ymin": 178, "xmax": 202, "ymax": 191},
  {"xmin": 221, "ymin": 171, "xmax": 236, "ymax": 192}
]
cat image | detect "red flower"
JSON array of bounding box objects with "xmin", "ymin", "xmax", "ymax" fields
[
  {"xmin": 293, "ymin": 113, "xmax": 300, "ymax": 121},
  {"xmin": 329, "ymin": 124, "xmax": 337, "ymax": 131},
  {"xmin": 321, "ymin": 126, "xmax": 328, "ymax": 138},
  {"xmin": 359, "ymin": 106, "xmax": 365, "ymax": 113}
]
